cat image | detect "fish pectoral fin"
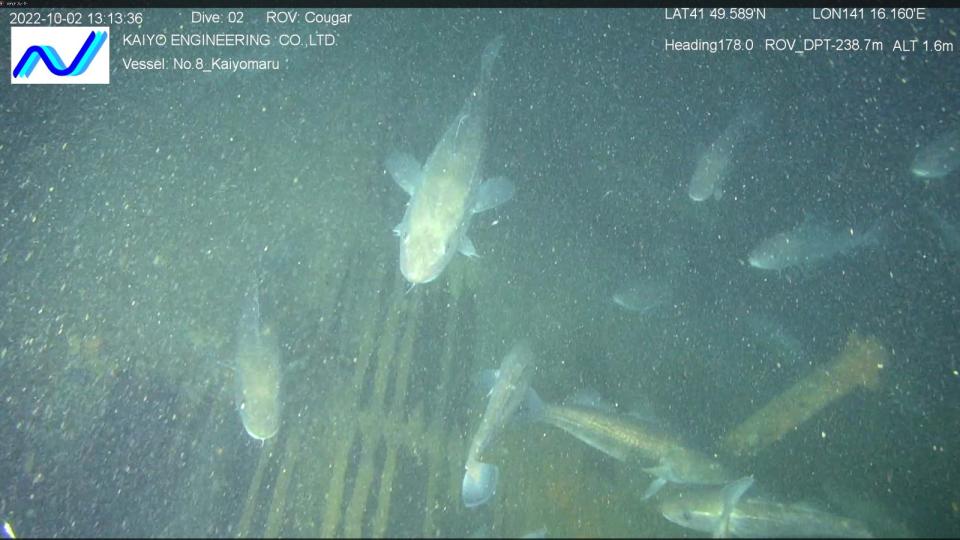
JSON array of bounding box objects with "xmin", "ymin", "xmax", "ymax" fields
[
  {"xmin": 472, "ymin": 177, "xmax": 516, "ymax": 213},
  {"xmin": 721, "ymin": 475, "xmax": 754, "ymax": 507},
  {"xmin": 474, "ymin": 368, "xmax": 499, "ymax": 397},
  {"xmin": 713, "ymin": 181, "xmax": 725, "ymax": 201},
  {"xmin": 393, "ymin": 205, "xmax": 412, "ymax": 237},
  {"xmin": 708, "ymin": 475, "xmax": 754, "ymax": 538},
  {"xmin": 641, "ymin": 477, "xmax": 668, "ymax": 500},
  {"xmin": 385, "ymin": 151, "xmax": 423, "ymax": 196},
  {"xmin": 711, "ymin": 519, "xmax": 731, "ymax": 539},
  {"xmin": 459, "ymin": 234, "xmax": 479, "ymax": 258},
  {"xmin": 716, "ymin": 474, "xmax": 754, "ymax": 533}
]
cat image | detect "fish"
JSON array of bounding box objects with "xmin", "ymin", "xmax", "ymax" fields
[
  {"xmin": 922, "ymin": 206, "xmax": 960, "ymax": 253},
  {"xmin": 820, "ymin": 479, "xmax": 915, "ymax": 538},
  {"xmin": 641, "ymin": 446, "xmax": 734, "ymax": 500},
  {"xmin": 660, "ymin": 475, "xmax": 874, "ymax": 538},
  {"xmin": 911, "ymin": 127, "xmax": 960, "ymax": 180},
  {"xmin": 233, "ymin": 276, "xmax": 282, "ymax": 441},
  {"xmin": 524, "ymin": 388, "xmax": 734, "ymax": 499},
  {"xmin": 747, "ymin": 214, "xmax": 882, "ymax": 271},
  {"xmin": 611, "ymin": 277, "xmax": 673, "ymax": 315},
  {"xmin": 688, "ymin": 107, "xmax": 763, "ymax": 202},
  {"xmin": 462, "ymin": 339, "xmax": 537, "ymax": 508},
  {"xmin": 743, "ymin": 313, "xmax": 807, "ymax": 365},
  {"xmin": 387, "ymin": 35, "xmax": 515, "ymax": 284},
  {"xmin": 520, "ymin": 526, "xmax": 548, "ymax": 538}
]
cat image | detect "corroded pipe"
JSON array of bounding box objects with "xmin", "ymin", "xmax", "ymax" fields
[{"xmin": 722, "ymin": 331, "xmax": 888, "ymax": 457}]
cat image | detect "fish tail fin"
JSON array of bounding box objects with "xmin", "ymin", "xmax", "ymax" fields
[
  {"xmin": 861, "ymin": 216, "xmax": 886, "ymax": 248},
  {"xmin": 480, "ymin": 35, "xmax": 505, "ymax": 86},
  {"xmin": 520, "ymin": 386, "xmax": 545, "ymax": 422},
  {"xmin": 462, "ymin": 459, "xmax": 499, "ymax": 508},
  {"xmin": 239, "ymin": 271, "xmax": 262, "ymax": 338},
  {"xmin": 737, "ymin": 102, "xmax": 766, "ymax": 129},
  {"xmin": 510, "ymin": 386, "xmax": 546, "ymax": 425}
]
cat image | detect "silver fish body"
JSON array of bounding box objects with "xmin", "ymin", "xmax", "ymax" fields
[{"xmin": 462, "ymin": 339, "xmax": 537, "ymax": 507}]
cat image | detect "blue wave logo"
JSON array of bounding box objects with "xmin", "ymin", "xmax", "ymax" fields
[{"xmin": 12, "ymin": 30, "xmax": 108, "ymax": 79}]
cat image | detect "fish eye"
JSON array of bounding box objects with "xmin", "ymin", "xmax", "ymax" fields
[{"xmin": 682, "ymin": 510, "xmax": 692, "ymax": 522}]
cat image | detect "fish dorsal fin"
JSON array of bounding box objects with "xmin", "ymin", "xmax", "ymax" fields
[
  {"xmin": 791, "ymin": 500, "xmax": 824, "ymax": 513},
  {"xmin": 624, "ymin": 397, "xmax": 662, "ymax": 426},
  {"xmin": 564, "ymin": 388, "xmax": 617, "ymax": 413}
]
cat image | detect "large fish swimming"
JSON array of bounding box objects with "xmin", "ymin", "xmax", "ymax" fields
[
  {"xmin": 911, "ymin": 127, "xmax": 960, "ymax": 180},
  {"xmin": 462, "ymin": 339, "xmax": 537, "ymax": 508},
  {"xmin": 525, "ymin": 388, "xmax": 734, "ymax": 499},
  {"xmin": 688, "ymin": 107, "xmax": 763, "ymax": 202},
  {"xmin": 233, "ymin": 276, "xmax": 282, "ymax": 441},
  {"xmin": 743, "ymin": 312, "xmax": 807, "ymax": 365},
  {"xmin": 611, "ymin": 276, "xmax": 674, "ymax": 315},
  {"xmin": 923, "ymin": 206, "xmax": 960, "ymax": 253},
  {"xmin": 747, "ymin": 213, "xmax": 882, "ymax": 271},
  {"xmin": 386, "ymin": 36, "xmax": 516, "ymax": 285},
  {"xmin": 660, "ymin": 475, "xmax": 873, "ymax": 538}
]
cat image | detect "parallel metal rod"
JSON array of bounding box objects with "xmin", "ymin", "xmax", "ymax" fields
[
  {"xmin": 317, "ymin": 250, "xmax": 389, "ymax": 537},
  {"xmin": 248, "ymin": 248, "xmax": 484, "ymax": 537},
  {"xmin": 369, "ymin": 291, "xmax": 422, "ymax": 537},
  {"xmin": 422, "ymin": 270, "xmax": 465, "ymax": 537},
  {"xmin": 264, "ymin": 429, "xmax": 300, "ymax": 537},
  {"xmin": 343, "ymin": 422, "xmax": 379, "ymax": 538},
  {"xmin": 235, "ymin": 438, "xmax": 276, "ymax": 538},
  {"xmin": 389, "ymin": 290, "xmax": 421, "ymax": 412},
  {"xmin": 319, "ymin": 429, "xmax": 357, "ymax": 538},
  {"xmin": 421, "ymin": 418, "xmax": 444, "ymax": 538},
  {"xmin": 349, "ymin": 261, "xmax": 397, "ymax": 394},
  {"xmin": 371, "ymin": 438, "xmax": 400, "ymax": 538},
  {"xmin": 367, "ymin": 275, "xmax": 408, "ymax": 411}
]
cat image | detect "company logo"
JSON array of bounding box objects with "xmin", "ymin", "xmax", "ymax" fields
[{"xmin": 11, "ymin": 27, "xmax": 109, "ymax": 84}]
